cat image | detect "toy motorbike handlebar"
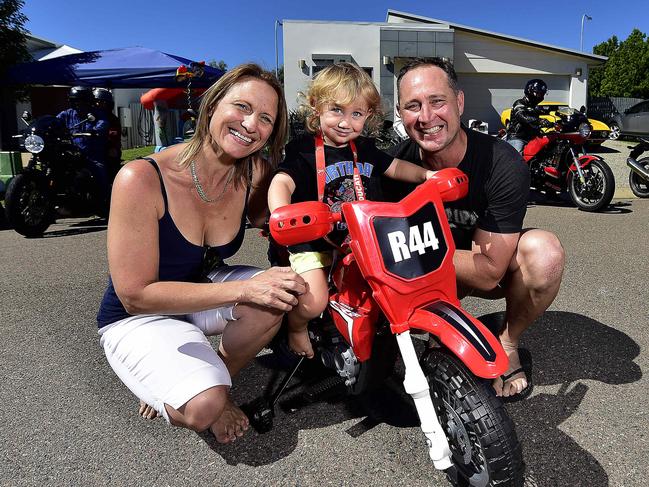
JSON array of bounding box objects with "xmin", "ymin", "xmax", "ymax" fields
[{"xmin": 269, "ymin": 167, "xmax": 468, "ymax": 247}]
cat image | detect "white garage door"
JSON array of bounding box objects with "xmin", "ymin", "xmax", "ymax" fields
[{"xmin": 458, "ymin": 73, "xmax": 571, "ymax": 132}]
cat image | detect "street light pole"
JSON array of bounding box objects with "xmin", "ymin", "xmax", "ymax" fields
[
  {"xmin": 580, "ymin": 14, "xmax": 592, "ymax": 51},
  {"xmin": 274, "ymin": 20, "xmax": 283, "ymax": 78}
]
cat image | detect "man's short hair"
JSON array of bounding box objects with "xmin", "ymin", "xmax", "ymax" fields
[{"xmin": 396, "ymin": 57, "xmax": 460, "ymax": 103}]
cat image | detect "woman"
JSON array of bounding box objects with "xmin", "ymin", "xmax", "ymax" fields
[{"xmin": 97, "ymin": 64, "xmax": 306, "ymax": 444}]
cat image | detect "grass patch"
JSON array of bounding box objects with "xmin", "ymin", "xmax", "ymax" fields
[{"xmin": 121, "ymin": 145, "xmax": 155, "ymax": 162}]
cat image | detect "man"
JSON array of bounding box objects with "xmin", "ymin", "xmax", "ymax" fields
[
  {"xmin": 57, "ymin": 86, "xmax": 110, "ymax": 204},
  {"xmin": 506, "ymin": 78, "xmax": 553, "ymax": 153},
  {"xmin": 384, "ymin": 58, "xmax": 565, "ymax": 401},
  {"xmin": 93, "ymin": 88, "xmax": 122, "ymax": 179}
]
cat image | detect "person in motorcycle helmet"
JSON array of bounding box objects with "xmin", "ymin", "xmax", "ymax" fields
[
  {"xmin": 57, "ymin": 86, "xmax": 111, "ymax": 206},
  {"xmin": 93, "ymin": 88, "xmax": 122, "ymax": 178},
  {"xmin": 506, "ymin": 79, "xmax": 554, "ymax": 153}
]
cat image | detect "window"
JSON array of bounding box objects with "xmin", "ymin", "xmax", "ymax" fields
[
  {"xmin": 627, "ymin": 102, "xmax": 649, "ymax": 114},
  {"xmin": 311, "ymin": 59, "xmax": 334, "ymax": 77}
]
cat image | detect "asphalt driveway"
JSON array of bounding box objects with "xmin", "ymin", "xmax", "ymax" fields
[{"xmin": 0, "ymin": 196, "xmax": 647, "ymax": 486}]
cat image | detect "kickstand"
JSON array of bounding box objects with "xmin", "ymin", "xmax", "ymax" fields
[{"xmin": 242, "ymin": 356, "xmax": 304, "ymax": 433}]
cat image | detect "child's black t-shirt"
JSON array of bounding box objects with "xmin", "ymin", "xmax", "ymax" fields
[{"xmin": 277, "ymin": 134, "xmax": 393, "ymax": 251}]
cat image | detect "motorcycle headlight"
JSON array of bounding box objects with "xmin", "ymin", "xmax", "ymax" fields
[
  {"xmin": 578, "ymin": 122, "xmax": 592, "ymax": 139},
  {"xmin": 24, "ymin": 134, "xmax": 45, "ymax": 153}
]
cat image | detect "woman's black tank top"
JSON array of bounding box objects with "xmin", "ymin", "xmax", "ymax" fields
[{"xmin": 96, "ymin": 157, "xmax": 251, "ymax": 328}]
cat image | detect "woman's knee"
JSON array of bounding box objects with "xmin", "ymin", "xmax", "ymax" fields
[{"xmin": 171, "ymin": 386, "xmax": 228, "ymax": 432}]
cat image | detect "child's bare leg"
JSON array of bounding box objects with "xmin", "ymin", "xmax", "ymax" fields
[{"xmin": 287, "ymin": 268, "xmax": 329, "ymax": 358}]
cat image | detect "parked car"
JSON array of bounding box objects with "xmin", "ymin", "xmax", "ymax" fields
[
  {"xmin": 607, "ymin": 100, "xmax": 649, "ymax": 140},
  {"xmin": 500, "ymin": 101, "xmax": 611, "ymax": 144}
]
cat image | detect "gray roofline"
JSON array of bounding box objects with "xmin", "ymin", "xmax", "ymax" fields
[
  {"xmin": 386, "ymin": 9, "xmax": 607, "ymax": 63},
  {"xmin": 26, "ymin": 33, "xmax": 62, "ymax": 48}
]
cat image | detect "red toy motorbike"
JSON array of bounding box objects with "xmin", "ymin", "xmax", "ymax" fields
[
  {"xmin": 523, "ymin": 107, "xmax": 615, "ymax": 212},
  {"xmin": 266, "ymin": 168, "xmax": 523, "ymax": 486}
]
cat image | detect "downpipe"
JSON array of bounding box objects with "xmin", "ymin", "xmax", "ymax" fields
[
  {"xmin": 395, "ymin": 331, "xmax": 453, "ymax": 470},
  {"xmin": 627, "ymin": 157, "xmax": 649, "ymax": 180}
]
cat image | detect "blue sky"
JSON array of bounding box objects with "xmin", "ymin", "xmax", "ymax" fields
[{"xmin": 24, "ymin": 0, "xmax": 647, "ymax": 69}]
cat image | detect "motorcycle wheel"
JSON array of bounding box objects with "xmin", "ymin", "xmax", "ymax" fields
[
  {"xmin": 567, "ymin": 158, "xmax": 615, "ymax": 212},
  {"xmin": 423, "ymin": 349, "xmax": 524, "ymax": 487},
  {"xmin": 4, "ymin": 173, "xmax": 54, "ymax": 237},
  {"xmin": 628, "ymin": 157, "xmax": 649, "ymax": 198}
]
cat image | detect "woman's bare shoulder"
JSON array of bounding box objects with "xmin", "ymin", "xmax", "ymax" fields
[{"xmin": 113, "ymin": 157, "xmax": 162, "ymax": 196}]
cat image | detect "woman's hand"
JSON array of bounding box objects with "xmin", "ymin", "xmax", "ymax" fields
[{"xmin": 241, "ymin": 267, "xmax": 306, "ymax": 311}]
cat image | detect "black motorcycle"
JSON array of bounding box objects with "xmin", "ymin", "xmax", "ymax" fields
[
  {"xmin": 627, "ymin": 138, "xmax": 649, "ymax": 198},
  {"xmin": 5, "ymin": 112, "xmax": 109, "ymax": 237}
]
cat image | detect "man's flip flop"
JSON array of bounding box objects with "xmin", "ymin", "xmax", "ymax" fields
[{"xmin": 500, "ymin": 348, "xmax": 533, "ymax": 403}]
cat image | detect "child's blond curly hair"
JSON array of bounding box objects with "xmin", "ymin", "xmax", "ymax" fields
[{"xmin": 301, "ymin": 62, "xmax": 383, "ymax": 134}]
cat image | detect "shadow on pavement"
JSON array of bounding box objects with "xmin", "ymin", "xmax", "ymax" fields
[
  {"xmin": 0, "ymin": 216, "xmax": 107, "ymax": 236},
  {"xmin": 200, "ymin": 310, "xmax": 640, "ymax": 487},
  {"xmin": 527, "ymin": 191, "xmax": 633, "ymax": 214},
  {"xmin": 41, "ymin": 226, "xmax": 107, "ymax": 238},
  {"xmin": 40, "ymin": 218, "xmax": 107, "ymax": 237},
  {"xmin": 481, "ymin": 310, "xmax": 641, "ymax": 487},
  {"xmin": 587, "ymin": 145, "xmax": 620, "ymax": 154}
]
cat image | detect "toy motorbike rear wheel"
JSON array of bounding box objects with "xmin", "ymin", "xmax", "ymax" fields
[{"xmin": 423, "ymin": 349, "xmax": 524, "ymax": 487}]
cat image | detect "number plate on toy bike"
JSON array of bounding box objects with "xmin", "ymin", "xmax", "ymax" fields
[{"xmin": 372, "ymin": 202, "xmax": 448, "ymax": 280}]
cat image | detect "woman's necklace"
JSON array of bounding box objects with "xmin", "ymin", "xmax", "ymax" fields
[{"xmin": 190, "ymin": 160, "xmax": 234, "ymax": 204}]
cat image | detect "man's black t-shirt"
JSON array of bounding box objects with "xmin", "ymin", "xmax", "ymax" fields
[
  {"xmin": 277, "ymin": 134, "xmax": 393, "ymax": 251},
  {"xmin": 383, "ymin": 127, "xmax": 530, "ymax": 250}
]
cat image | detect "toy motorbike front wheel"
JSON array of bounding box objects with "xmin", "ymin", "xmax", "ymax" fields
[{"xmin": 422, "ymin": 349, "xmax": 524, "ymax": 487}]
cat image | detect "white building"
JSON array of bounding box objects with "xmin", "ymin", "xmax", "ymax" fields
[{"xmin": 282, "ymin": 9, "xmax": 606, "ymax": 132}]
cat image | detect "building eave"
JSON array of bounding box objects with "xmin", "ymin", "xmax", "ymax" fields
[{"xmin": 386, "ymin": 9, "xmax": 607, "ymax": 64}]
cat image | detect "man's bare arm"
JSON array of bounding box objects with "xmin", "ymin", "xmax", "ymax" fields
[{"xmin": 453, "ymin": 228, "xmax": 520, "ymax": 292}]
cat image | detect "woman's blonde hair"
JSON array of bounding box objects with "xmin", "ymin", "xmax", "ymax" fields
[
  {"xmin": 178, "ymin": 63, "xmax": 288, "ymax": 189},
  {"xmin": 302, "ymin": 62, "xmax": 383, "ymax": 134}
]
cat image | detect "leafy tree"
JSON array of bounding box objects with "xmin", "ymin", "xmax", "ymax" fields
[
  {"xmin": 0, "ymin": 0, "xmax": 29, "ymax": 150},
  {"xmin": 0, "ymin": 0, "xmax": 30, "ymax": 75},
  {"xmin": 589, "ymin": 36, "xmax": 618, "ymax": 97},
  {"xmin": 590, "ymin": 29, "xmax": 649, "ymax": 98},
  {"xmin": 208, "ymin": 59, "xmax": 228, "ymax": 72}
]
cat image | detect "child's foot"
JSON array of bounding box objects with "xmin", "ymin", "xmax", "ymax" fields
[
  {"xmin": 287, "ymin": 327, "xmax": 314, "ymax": 358},
  {"xmin": 210, "ymin": 398, "xmax": 250, "ymax": 443},
  {"xmin": 138, "ymin": 400, "xmax": 158, "ymax": 419}
]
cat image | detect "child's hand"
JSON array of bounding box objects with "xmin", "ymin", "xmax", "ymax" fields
[{"xmin": 425, "ymin": 170, "xmax": 437, "ymax": 180}]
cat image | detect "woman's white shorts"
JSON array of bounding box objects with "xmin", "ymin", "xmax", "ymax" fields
[{"xmin": 99, "ymin": 265, "xmax": 262, "ymax": 422}]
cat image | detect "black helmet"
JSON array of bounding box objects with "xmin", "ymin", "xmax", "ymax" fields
[
  {"xmin": 524, "ymin": 79, "xmax": 548, "ymax": 104},
  {"xmin": 93, "ymin": 87, "xmax": 113, "ymax": 103},
  {"xmin": 68, "ymin": 86, "xmax": 93, "ymax": 102}
]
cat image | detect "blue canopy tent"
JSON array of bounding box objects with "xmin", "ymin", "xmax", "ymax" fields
[{"xmin": 4, "ymin": 47, "xmax": 224, "ymax": 88}]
